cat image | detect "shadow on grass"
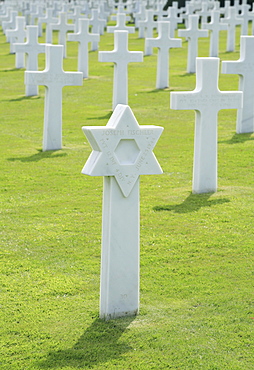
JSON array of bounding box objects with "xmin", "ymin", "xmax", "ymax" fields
[
  {"xmin": 7, "ymin": 95, "xmax": 42, "ymax": 102},
  {"xmin": 8, "ymin": 149, "xmax": 67, "ymax": 162},
  {"xmin": 153, "ymin": 192, "xmax": 230, "ymax": 214},
  {"xmin": 219, "ymin": 133, "xmax": 254, "ymax": 145},
  {"xmin": 38, "ymin": 317, "xmax": 134, "ymax": 369},
  {"xmin": 86, "ymin": 111, "xmax": 112, "ymax": 121},
  {"xmin": 0, "ymin": 67, "xmax": 23, "ymax": 72}
]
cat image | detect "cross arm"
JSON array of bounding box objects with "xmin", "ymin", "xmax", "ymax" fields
[
  {"xmin": 221, "ymin": 60, "xmax": 245, "ymax": 75},
  {"xmin": 170, "ymin": 91, "xmax": 202, "ymax": 111}
]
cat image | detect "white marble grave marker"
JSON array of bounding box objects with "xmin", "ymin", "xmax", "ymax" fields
[
  {"xmin": 68, "ymin": 18, "xmax": 99, "ymax": 78},
  {"xmin": 146, "ymin": 21, "xmax": 182, "ymax": 89},
  {"xmin": 50, "ymin": 12, "xmax": 74, "ymax": 58},
  {"xmin": 13, "ymin": 25, "xmax": 46, "ymax": 96},
  {"xmin": 107, "ymin": 13, "xmax": 135, "ymax": 33},
  {"xmin": 25, "ymin": 45, "xmax": 83, "ymax": 151},
  {"xmin": 99, "ymin": 30, "xmax": 143, "ymax": 110},
  {"xmin": 221, "ymin": 7, "xmax": 243, "ymax": 52},
  {"xmin": 82, "ymin": 104, "xmax": 163, "ymax": 320},
  {"xmin": 171, "ymin": 58, "xmax": 242, "ymax": 193},
  {"xmin": 38, "ymin": 8, "xmax": 58, "ymax": 42},
  {"xmin": 163, "ymin": 7, "xmax": 183, "ymax": 37},
  {"xmin": 178, "ymin": 15, "xmax": 208, "ymax": 73},
  {"xmin": 6, "ymin": 16, "xmax": 26, "ymax": 68},
  {"xmin": 222, "ymin": 36, "xmax": 254, "ymax": 133},
  {"xmin": 203, "ymin": 10, "xmax": 227, "ymax": 57}
]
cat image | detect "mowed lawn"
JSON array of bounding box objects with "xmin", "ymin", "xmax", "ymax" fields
[{"xmin": 0, "ymin": 20, "xmax": 253, "ymax": 370}]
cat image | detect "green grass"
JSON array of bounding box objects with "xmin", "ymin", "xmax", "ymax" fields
[{"xmin": 0, "ymin": 23, "xmax": 253, "ymax": 370}]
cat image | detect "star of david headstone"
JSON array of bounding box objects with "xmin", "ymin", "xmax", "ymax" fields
[{"xmin": 82, "ymin": 104, "xmax": 163, "ymax": 319}]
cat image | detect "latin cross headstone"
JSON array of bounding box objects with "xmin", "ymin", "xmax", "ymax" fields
[
  {"xmin": 221, "ymin": 7, "xmax": 243, "ymax": 52},
  {"xmin": 89, "ymin": 9, "xmax": 106, "ymax": 50},
  {"xmin": 107, "ymin": 13, "xmax": 135, "ymax": 33},
  {"xmin": 38, "ymin": 8, "xmax": 58, "ymax": 42},
  {"xmin": 99, "ymin": 30, "xmax": 143, "ymax": 110},
  {"xmin": 195, "ymin": 2, "xmax": 211, "ymax": 27},
  {"xmin": 154, "ymin": 2, "xmax": 168, "ymax": 21},
  {"xmin": 203, "ymin": 10, "xmax": 227, "ymax": 57},
  {"xmin": 170, "ymin": 57, "xmax": 242, "ymax": 194},
  {"xmin": 133, "ymin": 2, "xmax": 146, "ymax": 28},
  {"xmin": 3, "ymin": 10, "xmax": 18, "ymax": 43},
  {"xmin": 181, "ymin": 2, "xmax": 195, "ymax": 27},
  {"xmin": 6, "ymin": 16, "xmax": 26, "ymax": 67},
  {"xmin": 82, "ymin": 104, "xmax": 164, "ymax": 320},
  {"xmin": 67, "ymin": 18, "xmax": 100, "ymax": 78},
  {"xmin": 163, "ymin": 7, "xmax": 183, "ymax": 37},
  {"xmin": 0, "ymin": 7, "xmax": 12, "ymax": 27},
  {"xmin": 67, "ymin": 5, "xmax": 87, "ymax": 33},
  {"xmin": 49, "ymin": 12, "xmax": 74, "ymax": 58},
  {"xmin": 137, "ymin": 9, "xmax": 157, "ymax": 53},
  {"xmin": 146, "ymin": 21, "xmax": 182, "ymax": 89},
  {"xmin": 13, "ymin": 25, "xmax": 46, "ymax": 96},
  {"xmin": 222, "ymin": 36, "xmax": 254, "ymax": 133},
  {"xmin": 25, "ymin": 44, "xmax": 83, "ymax": 151},
  {"xmin": 238, "ymin": 3, "xmax": 251, "ymax": 35},
  {"xmin": 30, "ymin": 5, "xmax": 44, "ymax": 27},
  {"xmin": 89, "ymin": 9, "xmax": 106, "ymax": 35},
  {"xmin": 178, "ymin": 15, "xmax": 209, "ymax": 73}
]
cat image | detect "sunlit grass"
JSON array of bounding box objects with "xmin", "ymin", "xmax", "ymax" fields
[{"xmin": 0, "ymin": 21, "xmax": 253, "ymax": 370}]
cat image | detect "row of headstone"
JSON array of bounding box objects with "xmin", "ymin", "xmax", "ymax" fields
[{"xmin": 1, "ymin": 0, "xmax": 252, "ymax": 322}]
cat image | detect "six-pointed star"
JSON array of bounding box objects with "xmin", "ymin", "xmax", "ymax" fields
[{"xmin": 82, "ymin": 104, "xmax": 164, "ymax": 197}]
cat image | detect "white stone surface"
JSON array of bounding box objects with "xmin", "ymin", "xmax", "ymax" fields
[
  {"xmin": 171, "ymin": 58, "xmax": 242, "ymax": 194},
  {"xmin": 6, "ymin": 16, "xmax": 26, "ymax": 67},
  {"xmin": 203, "ymin": 10, "xmax": 227, "ymax": 57},
  {"xmin": 146, "ymin": 21, "xmax": 182, "ymax": 89},
  {"xmin": 107, "ymin": 13, "xmax": 135, "ymax": 33},
  {"xmin": 25, "ymin": 45, "xmax": 83, "ymax": 151},
  {"xmin": 13, "ymin": 26, "xmax": 46, "ymax": 96},
  {"xmin": 67, "ymin": 5, "xmax": 87, "ymax": 33},
  {"xmin": 99, "ymin": 30, "xmax": 143, "ymax": 110},
  {"xmin": 82, "ymin": 104, "xmax": 163, "ymax": 320},
  {"xmin": 222, "ymin": 36, "xmax": 254, "ymax": 133},
  {"xmin": 221, "ymin": 7, "xmax": 243, "ymax": 52},
  {"xmin": 38, "ymin": 8, "xmax": 58, "ymax": 43},
  {"xmin": 68, "ymin": 18, "xmax": 99, "ymax": 78},
  {"xmin": 178, "ymin": 15, "xmax": 208, "ymax": 73},
  {"xmin": 163, "ymin": 7, "xmax": 183, "ymax": 37},
  {"xmin": 49, "ymin": 12, "xmax": 74, "ymax": 58}
]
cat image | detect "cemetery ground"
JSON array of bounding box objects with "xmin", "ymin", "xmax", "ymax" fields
[{"xmin": 0, "ymin": 23, "xmax": 253, "ymax": 370}]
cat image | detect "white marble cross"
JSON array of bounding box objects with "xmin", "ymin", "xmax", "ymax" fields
[
  {"xmin": 38, "ymin": 8, "xmax": 58, "ymax": 42},
  {"xmin": 25, "ymin": 45, "xmax": 83, "ymax": 151},
  {"xmin": 203, "ymin": 10, "xmax": 227, "ymax": 57},
  {"xmin": 222, "ymin": 36, "xmax": 254, "ymax": 133},
  {"xmin": 238, "ymin": 3, "xmax": 251, "ymax": 35},
  {"xmin": 146, "ymin": 21, "xmax": 182, "ymax": 89},
  {"xmin": 82, "ymin": 104, "xmax": 163, "ymax": 320},
  {"xmin": 13, "ymin": 25, "xmax": 46, "ymax": 96},
  {"xmin": 49, "ymin": 12, "xmax": 74, "ymax": 58},
  {"xmin": 170, "ymin": 57, "xmax": 242, "ymax": 194},
  {"xmin": 137, "ymin": 9, "xmax": 157, "ymax": 54},
  {"xmin": 178, "ymin": 15, "xmax": 209, "ymax": 73},
  {"xmin": 99, "ymin": 30, "xmax": 143, "ymax": 110},
  {"xmin": 107, "ymin": 13, "xmax": 135, "ymax": 33},
  {"xmin": 68, "ymin": 18, "xmax": 100, "ymax": 78},
  {"xmin": 195, "ymin": 2, "xmax": 211, "ymax": 27},
  {"xmin": 6, "ymin": 16, "xmax": 26, "ymax": 67},
  {"xmin": 221, "ymin": 7, "xmax": 243, "ymax": 52},
  {"xmin": 2, "ymin": 9, "xmax": 18, "ymax": 41},
  {"xmin": 89, "ymin": 9, "xmax": 106, "ymax": 50},
  {"xmin": 89, "ymin": 9, "xmax": 106, "ymax": 35},
  {"xmin": 67, "ymin": 5, "xmax": 87, "ymax": 32},
  {"xmin": 163, "ymin": 7, "xmax": 183, "ymax": 37}
]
